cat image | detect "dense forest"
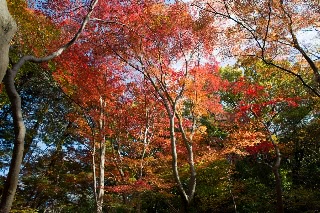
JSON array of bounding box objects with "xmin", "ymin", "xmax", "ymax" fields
[{"xmin": 0, "ymin": 0, "xmax": 319, "ymax": 212}]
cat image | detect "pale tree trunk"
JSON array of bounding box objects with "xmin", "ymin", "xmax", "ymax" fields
[
  {"xmin": 88, "ymin": 117, "xmax": 99, "ymax": 210},
  {"xmin": 176, "ymin": 114, "xmax": 196, "ymax": 200},
  {"xmin": 96, "ymin": 96, "xmax": 106, "ymax": 213},
  {"xmin": 0, "ymin": 15, "xmax": 19, "ymax": 212},
  {"xmin": 226, "ymin": 157, "xmax": 238, "ymax": 213},
  {"xmin": 139, "ymin": 108, "xmax": 153, "ymax": 178},
  {"xmin": 0, "ymin": 1, "xmax": 99, "ymax": 212},
  {"xmin": 139, "ymin": 126, "xmax": 149, "ymax": 178},
  {"xmin": 96, "ymin": 137, "xmax": 106, "ymax": 213},
  {"xmin": 92, "ymin": 136, "xmax": 98, "ymax": 208},
  {"xmin": 265, "ymin": 129, "xmax": 284, "ymax": 213},
  {"xmin": 168, "ymin": 116, "xmax": 186, "ymax": 205},
  {"xmin": 0, "ymin": 0, "xmax": 16, "ymax": 84},
  {"xmin": 169, "ymin": 114, "xmax": 196, "ymax": 212},
  {"xmin": 97, "ymin": 137, "xmax": 106, "ymax": 213}
]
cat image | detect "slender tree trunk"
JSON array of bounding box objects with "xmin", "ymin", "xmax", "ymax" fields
[
  {"xmin": 176, "ymin": 113, "xmax": 196, "ymax": 205},
  {"xmin": 179, "ymin": 198, "xmax": 188, "ymax": 213},
  {"xmin": 139, "ymin": 115, "xmax": 152, "ymax": 178},
  {"xmin": 168, "ymin": 115, "xmax": 190, "ymax": 209},
  {"xmin": 226, "ymin": 161, "xmax": 238, "ymax": 213},
  {"xmin": 97, "ymin": 136, "xmax": 106, "ymax": 213},
  {"xmin": 186, "ymin": 143, "xmax": 196, "ymax": 202},
  {"xmin": 96, "ymin": 97, "xmax": 106, "ymax": 213},
  {"xmin": 273, "ymin": 167, "xmax": 284, "ymax": 213},
  {"xmin": 0, "ymin": 71, "xmax": 26, "ymax": 213},
  {"xmin": 272, "ymin": 146, "xmax": 284, "ymax": 213},
  {"xmin": 144, "ymin": 62, "xmax": 196, "ymax": 211},
  {"xmin": 92, "ymin": 137, "xmax": 98, "ymax": 208},
  {"xmin": 254, "ymin": 113, "xmax": 284, "ymax": 213}
]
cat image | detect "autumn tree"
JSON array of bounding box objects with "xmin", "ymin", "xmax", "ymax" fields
[
  {"xmin": 105, "ymin": 4, "xmax": 220, "ymax": 211},
  {"xmin": 54, "ymin": 44, "xmax": 126, "ymax": 212},
  {"xmin": 55, "ymin": 47, "xmax": 177, "ymax": 211},
  {"xmin": 194, "ymin": 0, "xmax": 320, "ymax": 97},
  {"xmin": 68, "ymin": 1, "xmax": 222, "ymax": 210},
  {"xmin": 101, "ymin": 82, "xmax": 166, "ymax": 211},
  {"xmin": 220, "ymin": 59, "xmax": 307, "ymax": 212}
]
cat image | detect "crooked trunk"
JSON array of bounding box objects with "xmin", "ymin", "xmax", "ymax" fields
[
  {"xmin": 0, "ymin": 4, "xmax": 19, "ymax": 212},
  {"xmin": 0, "ymin": 71, "xmax": 26, "ymax": 213}
]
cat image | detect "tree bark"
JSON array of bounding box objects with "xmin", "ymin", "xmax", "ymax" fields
[
  {"xmin": 169, "ymin": 115, "xmax": 189, "ymax": 205},
  {"xmin": 0, "ymin": 0, "xmax": 17, "ymax": 84},
  {"xmin": 176, "ymin": 114, "xmax": 196, "ymax": 203},
  {"xmin": 96, "ymin": 137, "xmax": 106, "ymax": 213},
  {"xmin": 272, "ymin": 146, "xmax": 284, "ymax": 213},
  {"xmin": 96, "ymin": 97, "xmax": 106, "ymax": 213},
  {"xmin": 92, "ymin": 137, "xmax": 98, "ymax": 209},
  {"xmin": 0, "ymin": 70, "xmax": 26, "ymax": 213},
  {"xmin": 273, "ymin": 167, "xmax": 284, "ymax": 213}
]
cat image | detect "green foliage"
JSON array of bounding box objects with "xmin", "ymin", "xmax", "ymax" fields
[
  {"xmin": 139, "ymin": 191, "xmax": 178, "ymax": 213},
  {"xmin": 192, "ymin": 160, "xmax": 235, "ymax": 212},
  {"xmin": 200, "ymin": 115, "xmax": 228, "ymax": 148},
  {"xmin": 284, "ymin": 187, "xmax": 320, "ymax": 213},
  {"xmin": 201, "ymin": 116, "xmax": 228, "ymax": 139},
  {"xmin": 219, "ymin": 66, "xmax": 243, "ymax": 82},
  {"xmin": 233, "ymin": 158, "xmax": 275, "ymax": 212}
]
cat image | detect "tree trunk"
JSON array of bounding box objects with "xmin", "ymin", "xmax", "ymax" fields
[
  {"xmin": 176, "ymin": 114, "xmax": 196, "ymax": 203},
  {"xmin": 257, "ymin": 116, "xmax": 284, "ymax": 213},
  {"xmin": 96, "ymin": 97, "xmax": 106, "ymax": 213},
  {"xmin": 178, "ymin": 198, "xmax": 186, "ymax": 213},
  {"xmin": 273, "ymin": 167, "xmax": 284, "ymax": 213},
  {"xmin": 0, "ymin": 71, "xmax": 26, "ymax": 213},
  {"xmin": 273, "ymin": 146, "xmax": 284, "ymax": 213},
  {"xmin": 169, "ymin": 115, "xmax": 190, "ymax": 207},
  {"xmin": 97, "ymin": 136, "xmax": 106, "ymax": 213},
  {"xmin": 0, "ymin": 0, "xmax": 17, "ymax": 84},
  {"xmin": 92, "ymin": 137, "xmax": 98, "ymax": 209},
  {"xmin": 0, "ymin": 12, "xmax": 20, "ymax": 211}
]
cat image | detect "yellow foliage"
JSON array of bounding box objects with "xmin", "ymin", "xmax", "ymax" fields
[
  {"xmin": 7, "ymin": 0, "xmax": 59, "ymax": 56},
  {"xmin": 11, "ymin": 208, "xmax": 38, "ymax": 213}
]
